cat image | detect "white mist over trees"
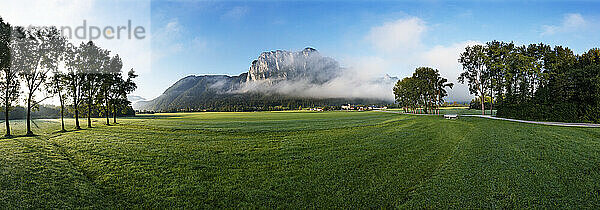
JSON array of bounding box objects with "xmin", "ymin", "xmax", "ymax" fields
[{"xmin": 238, "ymin": 47, "xmax": 398, "ymax": 101}]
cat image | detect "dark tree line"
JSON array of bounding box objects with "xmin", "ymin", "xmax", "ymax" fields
[
  {"xmin": 152, "ymin": 92, "xmax": 391, "ymax": 112},
  {"xmin": 393, "ymin": 67, "xmax": 454, "ymax": 114},
  {"xmin": 0, "ymin": 17, "xmax": 137, "ymax": 136},
  {"xmin": 459, "ymin": 40, "xmax": 600, "ymax": 123}
]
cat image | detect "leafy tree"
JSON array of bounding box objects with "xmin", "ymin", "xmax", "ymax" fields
[
  {"xmin": 111, "ymin": 69, "xmax": 137, "ymax": 124},
  {"xmin": 394, "ymin": 77, "xmax": 418, "ymax": 113},
  {"xmin": 12, "ymin": 26, "xmax": 65, "ymax": 136},
  {"xmin": 434, "ymin": 75, "xmax": 453, "ymax": 115},
  {"xmin": 98, "ymin": 54, "xmax": 122, "ymax": 125},
  {"xmin": 413, "ymin": 67, "xmax": 437, "ymax": 113},
  {"xmin": 393, "ymin": 67, "xmax": 452, "ymax": 114},
  {"xmin": 64, "ymin": 43, "xmax": 85, "ymax": 130},
  {"xmin": 0, "ymin": 18, "xmax": 20, "ymax": 137},
  {"xmin": 484, "ymin": 41, "xmax": 514, "ymax": 115},
  {"xmin": 393, "ymin": 77, "xmax": 409, "ymax": 112},
  {"xmin": 80, "ymin": 41, "xmax": 109, "ymax": 128},
  {"xmin": 459, "ymin": 45, "xmax": 488, "ymax": 115},
  {"xmin": 46, "ymin": 71, "xmax": 69, "ymax": 131},
  {"xmin": 467, "ymin": 41, "xmax": 600, "ymax": 123}
]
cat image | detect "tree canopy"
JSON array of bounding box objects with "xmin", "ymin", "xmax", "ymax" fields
[
  {"xmin": 0, "ymin": 18, "xmax": 138, "ymax": 135},
  {"xmin": 459, "ymin": 41, "xmax": 600, "ymax": 123},
  {"xmin": 393, "ymin": 67, "xmax": 453, "ymax": 114}
]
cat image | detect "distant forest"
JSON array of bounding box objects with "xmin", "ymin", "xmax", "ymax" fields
[{"xmin": 147, "ymin": 92, "xmax": 395, "ymax": 112}]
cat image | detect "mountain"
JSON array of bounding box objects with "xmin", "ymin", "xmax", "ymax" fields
[
  {"xmin": 246, "ymin": 47, "xmax": 339, "ymax": 84},
  {"xmin": 135, "ymin": 48, "xmax": 398, "ymax": 111}
]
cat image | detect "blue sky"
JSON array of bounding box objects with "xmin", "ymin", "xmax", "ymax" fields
[
  {"xmin": 149, "ymin": 0, "xmax": 600, "ymax": 101},
  {"xmin": 1, "ymin": 0, "xmax": 599, "ymax": 102}
]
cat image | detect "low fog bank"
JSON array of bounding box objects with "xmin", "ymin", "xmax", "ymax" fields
[{"xmin": 236, "ymin": 67, "xmax": 397, "ymax": 102}]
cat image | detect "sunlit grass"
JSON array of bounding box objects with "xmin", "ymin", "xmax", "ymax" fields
[{"xmin": 1, "ymin": 111, "xmax": 599, "ymax": 208}]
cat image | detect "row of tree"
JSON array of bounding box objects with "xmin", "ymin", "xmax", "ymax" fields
[
  {"xmin": 150, "ymin": 92, "xmax": 392, "ymax": 112},
  {"xmin": 0, "ymin": 17, "xmax": 137, "ymax": 137},
  {"xmin": 458, "ymin": 40, "xmax": 600, "ymax": 122},
  {"xmin": 393, "ymin": 67, "xmax": 454, "ymax": 114}
]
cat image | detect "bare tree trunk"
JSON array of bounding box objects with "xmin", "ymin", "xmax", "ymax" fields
[
  {"xmin": 74, "ymin": 105, "xmax": 80, "ymax": 130},
  {"xmin": 87, "ymin": 97, "xmax": 92, "ymax": 128},
  {"xmin": 106, "ymin": 107, "xmax": 110, "ymax": 125},
  {"xmin": 112, "ymin": 104, "xmax": 117, "ymax": 124},
  {"xmin": 479, "ymin": 65, "xmax": 485, "ymax": 115},
  {"xmin": 26, "ymin": 95, "xmax": 33, "ymax": 136},
  {"xmin": 74, "ymin": 106, "xmax": 80, "ymax": 129},
  {"xmin": 480, "ymin": 84, "xmax": 485, "ymax": 115},
  {"xmin": 490, "ymin": 91, "xmax": 494, "ymax": 116},
  {"xmin": 59, "ymin": 93, "xmax": 65, "ymax": 132},
  {"xmin": 105, "ymin": 102, "xmax": 110, "ymax": 125},
  {"xmin": 60, "ymin": 103, "xmax": 65, "ymax": 131},
  {"xmin": 4, "ymin": 97, "xmax": 10, "ymax": 137},
  {"xmin": 437, "ymin": 92, "xmax": 440, "ymax": 115},
  {"xmin": 481, "ymin": 95, "xmax": 485, "ymax": 115},
  {"xmin": 74, "ymin": 87, "xmax": 81, "ymax": 130}
]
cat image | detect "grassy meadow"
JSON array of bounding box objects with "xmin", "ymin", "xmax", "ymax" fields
[{"xmin": 1, "ymin": 111, "xmax": 599, "ymax": 208}]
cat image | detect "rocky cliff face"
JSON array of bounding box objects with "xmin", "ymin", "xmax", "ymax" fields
[
  {"xmin": 135, "ymin": 48, "xmax": 396, "ymax": 111},
  {"xmin": 246, "ymin": 47, "xmax": 340, "ymax": 84}
]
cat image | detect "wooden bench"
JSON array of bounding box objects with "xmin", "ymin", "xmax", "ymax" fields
[{"xmin": 444, "ymin": 114, "xmax": 458, "ymax": 119}]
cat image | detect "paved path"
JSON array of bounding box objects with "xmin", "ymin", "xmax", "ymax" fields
[{"xmin": 378, "ymin": 110, "xmax": 600, "ymax": 128}]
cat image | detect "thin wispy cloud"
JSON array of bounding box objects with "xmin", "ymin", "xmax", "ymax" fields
[
  {"xmin": 221, "ymin": 6, "xmax": 249, "ymax": 20},
  {"xmin": 542, "ymin": 13, "xmax": 587, "ymax": 35},
  {"xmin": 191, "ymin": 36, "xmax": 208, "ymax": 51},
  {"xmin": 152, "ymin": 18, "xmax": 184, "ymax": 60},
  {"xmin": 165, "ymin": 19, "xmax": 182, "ymax": 33}
]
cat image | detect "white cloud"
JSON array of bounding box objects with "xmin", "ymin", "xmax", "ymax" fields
[
  {"xmin": 165, "ymin": 19, "xmax": 182, "ymax": 33},
  {"xmin": 0, "ymin": 0, "xmax": 94, "ymax": 26},
  {"xmin": 419, "ymin": 41, "xmax": 482, "ymax": 102},
  {"xmin": 542, "ymin": 13, "xmax": 587, "ymax": 35},
  {"xmin": 358, "ymin": 15, "xmax": 482, "ymax": 102},
  {"xmin": 366, "ymin": 17, "xmax": 427, "ymax": 52}
]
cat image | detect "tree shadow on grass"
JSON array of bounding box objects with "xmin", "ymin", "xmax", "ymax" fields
[
  {"xmin": 51, "ymin": 129, "xmax": 84, "ymax": 135},
  {"xmin": 127, "ymin": 114, "xmax": 181, "ymax": 120}
]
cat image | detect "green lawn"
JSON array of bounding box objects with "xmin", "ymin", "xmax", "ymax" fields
[{"xmin": 1, "ymin": 111, "xmax": 599, "ymax": 208}]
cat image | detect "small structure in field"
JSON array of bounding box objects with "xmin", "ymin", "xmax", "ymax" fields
[
  {"xmin": 372, "ymin": 106, "xmax": 387, "ymax": 110},
  {"xmin": 444, "ymin": 114, "xmax": 458, "ymax": 119}
]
